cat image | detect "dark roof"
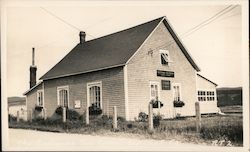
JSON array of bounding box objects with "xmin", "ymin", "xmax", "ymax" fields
[
  {"xmin": 197, "ymin": 73, "xmax": 217, "ymax": 86},
  {"xmin": 23, "ymin": 81, "xmax": 43, "ymax": 95},
  {"xmin": 40, "ymin": 16, "xmax": 200, "ymax": 80}
]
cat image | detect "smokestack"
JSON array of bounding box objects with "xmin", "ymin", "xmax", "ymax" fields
[
  {"xmin": 30, "ymin": 47, "xmax": 37, "ymax": 88},
  {"xmin": 79, "ymin": 31, "xmax": 86, "ymax": 44}
]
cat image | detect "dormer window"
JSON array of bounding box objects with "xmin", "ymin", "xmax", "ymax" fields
[{"xmin": 160, "ymin": 50, "xmax": 171, "ymax": 66}]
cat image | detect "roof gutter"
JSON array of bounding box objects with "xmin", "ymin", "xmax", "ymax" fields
[{"xmin": 41, "ymin": 64, "xmax": 125, "ymax": 81}]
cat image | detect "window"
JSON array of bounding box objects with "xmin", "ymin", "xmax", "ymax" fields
[
  {"xmin": 161, "ymin": 80, "xmax": 171, "ymax": 90},
  {"xmin": 57, "ymin": 86, "xmax": 69, "ymax": 107},
  {"xmin": 173, "ymin": 83, "xmax": 181, "ymax": 101},
  {"xmin": 198, "ymin": 90, "xmax": 215, "ymax": 101},
  {"xmin": 160, "ymin": 50, "xmax": 171, "ymax": 65},
  {"xmin": 87, "ymin": 82, "xmax": 102, "ymax": 109},
  {"xmin": 37, "ymin": 90, "xmax": 44, "ymax": 107},
  {"xmin": 150, "ymin": 82, "xmax": 159, "ymax": 100}
]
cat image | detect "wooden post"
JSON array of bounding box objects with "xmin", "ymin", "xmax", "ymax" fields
[
  {"xmin": 85, "ymin": 106, "xmax": 89, "ymax": 125},
  {"xmin": 148, "ymin": 103, "xmax": 153, "ymax": 131},
  {"xmin": 30, "ymin": 110, "xmax": 33, "ymax": 122},
  {"xmin": 43, "ymin": 108, "xmax": 47, "ymax": 120},
  {"xmin": 113, "ymin": 106, "xmax": 117, "ymax": 130},
  {"xmin": 17, "ymin": 111, "xmax": 20, "ymax": 122},
  {"xmin": 195, "ymin": 102, "xmax": 201, "ymax": 133},
  {"xmin": 62, "ymin": 107, "xmax": 66, "ymax": 123}
]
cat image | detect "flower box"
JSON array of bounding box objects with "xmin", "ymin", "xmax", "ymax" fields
[
  {"xmin": 35, "ymin": 105, "xmax": 43, "ymax": 112},
  {"xmin": 173, "ymin": 100, "xmax": 185, "ymax": 107},
  {"xmin": 150, "ymin": 100, "xmax": 164, "ymax": 108},
  {"xmin": 89, "ymin": 104, "xmax": 102, "ymax": 115}
]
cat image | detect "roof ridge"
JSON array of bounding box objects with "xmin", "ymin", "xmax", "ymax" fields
[{"xmin": 83, "ymin": 16, "xmax": 165, "ymax": 44}]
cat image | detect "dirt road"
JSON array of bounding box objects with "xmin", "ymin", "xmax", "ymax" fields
[{"xmin": 6, "ymin": 129, "xmax": 242, "ymax": 151}]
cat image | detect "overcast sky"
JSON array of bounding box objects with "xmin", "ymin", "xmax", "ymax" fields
[{"xmin": 5, "ymin": 2, "xmax": 243, "ymax": 97}]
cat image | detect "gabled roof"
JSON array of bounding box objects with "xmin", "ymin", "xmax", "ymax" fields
[
  {"xmin": 197, "ymin": 73, "xmax": 217, "ymax": 86},
  {"xmin": 40, "ymin": 16, "xmax": 200, "ymax": 80}
]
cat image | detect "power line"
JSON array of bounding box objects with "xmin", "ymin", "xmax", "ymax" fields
[
  {"xmin": 150, "ymin": 5, "xmax": 238, "ymax": 53},
  {"xmin": 40, "ymin": 7, "xmax": 81, "ymax": 31},
  {"xmin": 182, "ymin": 5, "xmax": 239, "ymax": 38},
  {"xmin": 40, "ymin": 7, "xmax": 96, "ymax": 39},
  {"xmin": 181, "ymin": 5, "xmax": 234, "ymax": 37},
  {"xmin": 127, "ymin": 5, "xmax": 239, "ymax": 65}
]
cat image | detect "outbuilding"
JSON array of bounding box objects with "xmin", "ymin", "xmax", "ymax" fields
[{"xmin": 24, "ymin": 16, "xmax": 219, "ymax": 121}]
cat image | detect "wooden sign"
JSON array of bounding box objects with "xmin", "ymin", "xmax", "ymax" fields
[
  {"xmin": 74, "ymin": 100, "xmax": 81, "ymax": 109},
  {"xmin": 157, "ymin": 70, "xmax": 174, "ymax": 77}
]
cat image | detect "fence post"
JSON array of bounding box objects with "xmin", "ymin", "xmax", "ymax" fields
[
  {"xmin": 148, "ymin": 103, "xmax": 153, "ymax": 131},
  {"xmin": 62, "ymin": 107, "xmax": 66, "ymax": 123},
  {"xmin": 113, "ymin": 106, "xmax": 117, "ymax": 130},
  {"xmin": 85, "ymin": 106, "xmax": 89, "ymax": 125},
  {"xmin": 17, "ymin": 111, "xmax": 20, "ymax": 122},
  {"xmin": 30, "ymin": 109, "xmax": 33, "ymax": 122},
  {"xmin": 195, "ymin": 102, "xmax": 201, "ymax": 133},
  {"xmin": 43, "ymin": 108, "xmax": 47, "ymax": 120}
]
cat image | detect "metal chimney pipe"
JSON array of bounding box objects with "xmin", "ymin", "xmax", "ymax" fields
[{"xmin": 32, "ymin": 47, "xmax": 35, "ymax": 66}]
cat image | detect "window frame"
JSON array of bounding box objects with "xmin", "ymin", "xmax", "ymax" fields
[
  {"xmin": 149, "ymin": 81, "xmax": 160, "ymax": 101},
  {"xmin": 87, "ymin": 81, "xmax": 102, "ymax": 109},
  {"xmin": 197, "ymin": 90, "xmax": 216, "ymax": 102},
  {"xmin": 159, "ymin": 50, "xmax": 171, "ymax": 66},
  {"xmin": 172, "ymin": 83, "xmax": 182, "ymax": 101},
  {"xmin": 57, "ymin": 85, "xmax": 69, "ymax": 107},
  {"xmin": 36, "ymin": 89, "xmax": 44, "ymax": 107},
  {"xmin": 161, "ymin": 80, "xmax": 171, "ymax": 90}
]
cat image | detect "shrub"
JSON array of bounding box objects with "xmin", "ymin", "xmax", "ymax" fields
[
  {"xmin": 55, "ymin": 106, "xmax": 64, "ymax": 115},
  {"xmin": 138, "ymin": 112, "xmax": 148, "ymax": 122},
  {"xmin": 67, "ymin": 109, "xmax": 81, "ymax": 121},
  {"xmin": 153, "ymin": 114, "xmax": 163, "ymax": 128},
  {"xmin": 8, "ymin": 114, "xmax": 17, "ymax": 123}
]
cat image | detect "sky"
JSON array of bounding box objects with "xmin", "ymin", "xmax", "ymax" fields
[{"xmin": 5, "ymin": 2, "xmax": 243, "ymax": 97}]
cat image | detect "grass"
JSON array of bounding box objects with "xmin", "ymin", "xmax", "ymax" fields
[
  {"xmin": 9, "ymin": 113, "xmax": 243, "ymax": 146},
  {"xmin": 219, "ymin": 105, "xmax": 242, "ymax": 114}
]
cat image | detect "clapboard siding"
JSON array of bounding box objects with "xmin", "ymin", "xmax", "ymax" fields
[
  {"xmin": 127, "ymin": 22, "xmax": 197, "ymax": 120},
  {"xmin": 27, "ymin": 67, "xmax": 125, "ymax": 118}
]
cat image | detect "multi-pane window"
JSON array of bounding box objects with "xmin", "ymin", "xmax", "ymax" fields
[
  {"xmin": 37, "ymin": 90, "xmax": 44, "ymax": 106},
  {"xmin": 89, "ymin": 86, "xmax": 101, "ymax": 108},
  {"xmin": 161, "ymin": 80, "xmax": 171, "ymax": 90},
  {"xmin": 207, "ymin": 91, "xmax": 215, "ymax": 101},
  {"xmin": 88, "ymin": 82, "xmax": 102, "ymax": 109},
  {"xmin": 57, "ymin": 86, "xmax": 69, "ymax": 107},
  {"xmin": 173, "ymin": 84, "xmax": 181, "ymax": 101},
  {"xmin": 198, "ymin": 90, "xmax": 215, "ymax": 101}
]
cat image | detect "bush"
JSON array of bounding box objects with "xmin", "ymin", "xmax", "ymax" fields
[
  {"xmin": 138, "ymin": 112, "xmax": 148, "ymax": 122},
  {"xmin": 153, "ymin": 114, "xmax": 163, "ymax": 128},
  {"xmin": 55, "ymin": 106, "xmax": 64, "ymax": 115},
  {"xmin": 67, "ymin": 109, "xmax": 81, "ymax": 121},
  {"xmin": 54, "ymin": 106, "xmax": 81, "ymax": 121},
  {"xmin": 8, "ymin": 114, "xmax": 17, "ymax": 123}
]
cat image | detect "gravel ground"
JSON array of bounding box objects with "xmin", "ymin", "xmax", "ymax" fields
[{"xmin": 6, "ymin": 128, "xmax": 244, "ymax": 151}]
